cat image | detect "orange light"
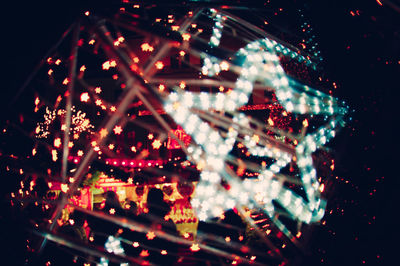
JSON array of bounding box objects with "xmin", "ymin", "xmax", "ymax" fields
[
  {"xmin": 99, "ymin": 128, "xmax": 108, "ymax": 138},
  {"xmin": 48, "ymin": 69, "xmax": 53, "ymax": 76},
  {"xmin": 68, "ymin": 141, "xmax": 74, "ymax": 148},
  {"xmin": 302, "ymin": 119, "xmax": 309, "ymax": 127},
  {"xmin": 88, "ymin": 39, "xmax": 95, "ymax": 45},
  {"xmin": 139, "ymin": 250, "xmax": 149, "ymax": 257},
  {"xmin": 108, "ymin": 144, "xmax": 115, "ymax": 150},
  {"xmin": 146, "ymin": 231, "xmax": 156, "ymax": 240},
  {"xmin": 161, "ymin": 250, "xmax": 167, "ymax": 255},
  {"xmin": 62, "ymin": 78, "xmax": 70, "ymax": 85},
  {"xmin": 55, "ymin": 59, "xmax": 61, "ymax": 65},
  {"xmin": 376, "ymin": 0, "xmax": 383, "ymax": 6},
  {"xmin": 179, "ymin": 81, "xmax": 186, "ymax": 89},
  {"xmin": 179, "ymin": 50, "xmax": 186, "ymax": 57},
  {"xmin": 158, "ymin": 84, "xmax": 165, "ymax": 92},
  {"xmin": 79, "ymin": 65, "xmax": 86, "ymax": 72}
]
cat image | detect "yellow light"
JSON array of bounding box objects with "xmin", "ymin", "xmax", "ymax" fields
[
  {"xmin": 179, "ymin": 81, "xmax": 186, "ymax": 89},
  {"xmin": 113, "ymin": 125, "xmax": 123, "ymax": 135},
  {"xmin": 51, "ymin": 149, "xmax": 58, "ymax": 161},
  {"xmin": 267, "ymin": 117, "xmax": 274, "ymax": 126},
  {"xmin": 220, "ymin": 61, "xmax": 229, "ymax": 71},
  {"xmin": 182, "ymin": 33, "xmax": 191, "ymax": 41},
  {"xmin": 179, "ymin": 50, "xmax": 186, "ymax": 57},
  {"xmin": 155, "ymin": 61, "xmax": 164, "ymax": 70},
  {"xmin": 77, "ymin": 150, "xmax": 83, "ymax": 156},
  {"xmin": 146, "ymin": 231, "xmax": 156, "ymax": 240},
  {"xmin": 80, "ymin": 92, "xmax": 90, "ymax": 102},
  {"xmin": 141, "ymin": 43, "xmax": 154, "ymax": 52},
  {"xmin": 99, "ymin": 128, "xmax": 108, "ymax": 138},
  {"xmin": 190, "ymin": 243, "xmax": 200, "ymax": 252},
  {"xmin": 152, "ymin": 139, "xmax": 162, "ymax": 149},
  {"xmin": 61, "ymin": 184, "xmax": 69, "ymax": 193}
]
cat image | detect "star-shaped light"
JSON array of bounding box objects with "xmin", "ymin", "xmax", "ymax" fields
[
  {"xmin": 190, "ymin": 243, "xmax": 200, "ymax": 252},
  {"xmin": 109, "ymin": 208, "xmax": 115, "ymax": 215},
  {"xmin": 113, "ymin": 125, "xmax": 123, "ymax": 135},
  {"xmin": 110, "ymin": 106, "xmax": 116, "ymax": 112},
  {"xmin": 99, "ymin": 128, "xmax": 108, "ymax": 138},
  {"xmin": 77, "ymin": 150, "xmax": 84, "ymax": 157},
  {"xmin": 95, "ymin": 99, "xmax": 102, "ymax": 106},
  {"xmin": 152, "ymin": 139, "xmax": 162, "ymax": 149},
  {"xmin": 163, "ymin": 32, "xmax": 348, "ymax": 239},
  {"xmin": 146, "ymin": 231, "xmax": 156, "ymax": 240},
  {"xmin": 54, "ymin": 138, "xmax": 61, "ymax": 148},
  {"xmin": 95, "ymin": 87, "xmax": 102, "ymax": 94}
]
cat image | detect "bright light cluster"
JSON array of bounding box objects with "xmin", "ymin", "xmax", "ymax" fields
[
  {"xmin": 163, "ymin": 28, "xmax": 348, "ymax": 232},
  {"xmin": 99, "ymin": 236, "xmax": 128, "ymax": 266},
  {"xmin": 35, "ymin": 106, "xmax": 94, "ymax": 139}
]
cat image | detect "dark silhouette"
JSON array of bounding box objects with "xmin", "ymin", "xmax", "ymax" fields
[
  {"xmin": 87, "ymin": 191, "xmax": 126, "ymax": 265},
  {"xmin": 134, "ymin": 188, "xmax": 180, "ymax": 265}
]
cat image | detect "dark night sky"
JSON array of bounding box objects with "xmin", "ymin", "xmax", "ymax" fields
[{"xmin": 1, "ymin": 0, "xmax": 398, "ymax": 265}]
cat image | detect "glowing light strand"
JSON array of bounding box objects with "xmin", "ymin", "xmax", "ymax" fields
[{"xmin": 163, "ymin": 33, "xmax": 348, "ymax": 227}]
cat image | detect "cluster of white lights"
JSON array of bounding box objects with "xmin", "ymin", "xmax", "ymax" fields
[
  {"xmin": 209, "ymin": 9, "xmax": 225, "ymax": 47},
  {"xmin": 99, "ymin": 236, "xmax": 128, "ymax": 266},
  {"xmin": 163, "ymin": 24, "xmax": 348, "ymax": 230}
]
